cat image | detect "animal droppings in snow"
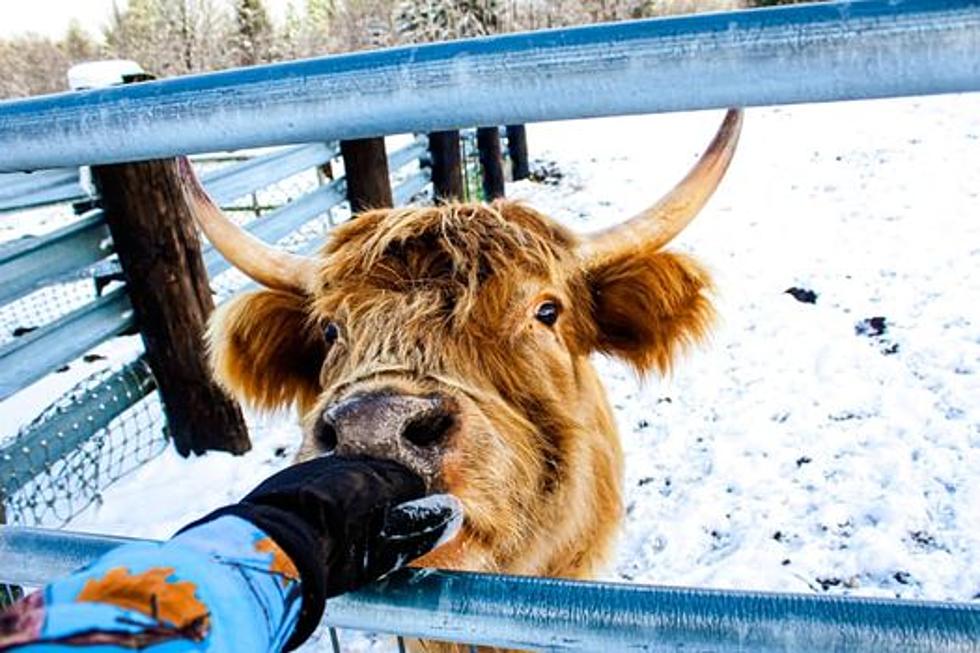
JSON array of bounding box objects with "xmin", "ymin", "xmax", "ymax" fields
[
  {"xmin": 785, "ymin": 287, "xmax": 818, "ymax": 304},
  {"xmin": 527, "ymin": 159, "xmax": 564, "ymax": 185},
  {"xmin": 855, "ymin": 316, "xmax": 888, "ymax": 337}
]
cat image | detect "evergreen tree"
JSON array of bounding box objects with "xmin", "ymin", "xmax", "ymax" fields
[
  {"xmin": 395, "ymin": 0, "xmax": 500, "ymax": 44},
  {"xmin": 233, "ymin": 0, "xmax": 274, "ymax": 66},
  {"xmin": 62, "ymin": 20, "xmax": 98, "ymax": 62}
]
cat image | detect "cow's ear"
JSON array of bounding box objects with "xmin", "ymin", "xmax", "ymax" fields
[
  {"xmin": 585, "ymin": 247, "xmax": 715, "ymax": 375},
  {"xmin": 207, "ymin": 289, "xmax": 325, "ymax": 412}
]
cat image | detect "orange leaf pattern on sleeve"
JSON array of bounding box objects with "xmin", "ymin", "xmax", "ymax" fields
[
  {"xmin": 254, "ymin": 538, "xmax": 300, "ymax": 587},
  {"xmin": 76, "ymin": 566, "xmax": 210, "ymax": 634}
]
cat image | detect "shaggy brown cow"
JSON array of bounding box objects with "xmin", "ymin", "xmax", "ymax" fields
[{"xmin": 184, "ymin": 109, "xmax": 741, "ymax": 650}]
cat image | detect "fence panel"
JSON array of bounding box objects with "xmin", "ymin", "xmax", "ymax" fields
[{"xmin": 0, "ymin": 527, "xmax": 977, "ymax": 652}]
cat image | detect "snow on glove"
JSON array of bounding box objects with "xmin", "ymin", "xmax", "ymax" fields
[{"xmin": 182, "ymin": 455, "xmax": 462, "ymax": 650}]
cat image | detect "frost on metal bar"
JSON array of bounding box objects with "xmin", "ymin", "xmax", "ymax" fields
[
  {"xmin": 0, "ymin": 168, "xmax": 86, "ymax": 213},
  {"xmin": 0, "ymin": 211, "xmax": 112, "ymax": 307},
  {"xmin": 0, "ymin": 289, "xmax": 134, "ymax": 401},
  {"xmin": 394, "ymin": 170, "xmax": 433, "ymax": 206},
  {"xmin": 388, "ymin": 137, "xmax": 429, "ymax": 172},
  {"xmin": 1, "ymin": 1, "xmax": 979, "ymax": 172},
  {"xmin": 1, "ymin": 527, "xmax": 978, "ymax": 652},
  {"xmin": 201, "ymin": 142, "xmax": 338, "ymax": 205}
]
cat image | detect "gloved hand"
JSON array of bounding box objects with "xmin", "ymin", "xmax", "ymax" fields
[{"xmin": 182, "ymin": 455, "xmax": 461, "ymax": 650}]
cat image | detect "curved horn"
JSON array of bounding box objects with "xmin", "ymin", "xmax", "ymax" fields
[
  {"xmin": 580, "ymin": 109, "xmax": 743, "ymax": 258},
  {"xmin": 177, "ymin": 157, "xmax": 319, "ymax": 295}
]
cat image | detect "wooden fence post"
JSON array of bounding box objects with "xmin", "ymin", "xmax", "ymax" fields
[
  {"xmin": 476, "ymin": 127, "xmax": 506, "ymax": 200},
  {"xmin": 505, "ymin": 125, "xmax": 530, "ymax": 181},
  {"xmin": 428, "ymin": 130, "xmax": 463, "ymax": 202},
  {"xmin": 340, "ymin": 138, "xmax": 392, "ymax": 213},
  {"xmin": 92, "ymin": 159, "xmax": 251, "ymax": 457}
]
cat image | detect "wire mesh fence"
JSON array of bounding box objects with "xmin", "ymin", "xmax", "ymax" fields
[
  {"xmin": 0, "ymin": 356, "xmax": 166, "ymax": 609},
  {"xmin": 0, "ymin": 358, "xmax": 164, "ymax": 528},
  {"xmin": 0, "ymin": 279, "xmax": 99, "ymax": 349}
]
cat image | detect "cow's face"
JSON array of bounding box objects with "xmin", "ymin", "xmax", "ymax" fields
[{"xmin": 190, "ymin": 110, "xmax": 741, "ymax": 573}]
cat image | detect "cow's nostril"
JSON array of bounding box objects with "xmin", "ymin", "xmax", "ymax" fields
[
  {"xmin": 402, "ymin": 409, "xmax": 455, "ymax": 448},
  {"xmin": 315, "ymin": 417, "xmax": 338, "ymax": 453}
]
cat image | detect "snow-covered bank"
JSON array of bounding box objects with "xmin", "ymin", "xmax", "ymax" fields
[
  {"xmin": 52, "ymin": 93, "xmax": 979, "ymax": 648},
  {"xmin": 511, "ymin": 95, "xmax": 980, "ymax": 602}
]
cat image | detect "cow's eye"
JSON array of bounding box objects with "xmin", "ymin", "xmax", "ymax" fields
[
  {"xmin": 323, "ymin": 322, "xmax": 340, "ymax": 344},
  {"xmin": 535, "ymin": 301, "xmax": 560, "ymax": 326}
]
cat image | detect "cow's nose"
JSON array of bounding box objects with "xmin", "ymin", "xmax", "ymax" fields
[{"xmin": 316, "ymin": 391, "xmax": 456, "ymax": 461}]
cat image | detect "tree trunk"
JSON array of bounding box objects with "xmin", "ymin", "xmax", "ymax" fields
[
  {"xmin": 92, "ymin": 159, "xmax": 250, "ymax": 457},
  {"xmin": 341, "ymin": 138, "xmax": 393, "ymax": 214},
  {"xmin": 476, "ymin": 127, "xmax": 506, "ymax": 200}
]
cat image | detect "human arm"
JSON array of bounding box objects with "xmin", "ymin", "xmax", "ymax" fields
[{"xmin": 0, "ymin": 456, "xmax": 461, "ymax": 652}]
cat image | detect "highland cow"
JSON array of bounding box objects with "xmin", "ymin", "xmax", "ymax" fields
[{"xmin": 185, "ymin": 109, "xmax": 741, "ymax": 650}]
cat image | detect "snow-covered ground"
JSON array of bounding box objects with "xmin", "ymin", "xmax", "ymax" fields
[{"xmin": 9, "ymin": 93, "xmax": 980, "ymax": 647}]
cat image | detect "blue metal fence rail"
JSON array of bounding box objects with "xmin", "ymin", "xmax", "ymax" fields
[
  {"xmin": 0, "ymin": 1, "xmax": 978, "ymax": 172},
  {"xmin": 0, "ymin": 527, "xmax": 976, "ymax": 652},
  {"xmin": 0, "ymin": 168, "xmax": 87, "ymax": 213},
  {"xmin": 0, "ymin": 210, "xmax": 110, "ymax": 307}
]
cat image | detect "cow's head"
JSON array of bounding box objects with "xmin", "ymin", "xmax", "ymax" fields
[{"xmin": 186, "ymin": 110, "xmax": 741, "ymax": 574}]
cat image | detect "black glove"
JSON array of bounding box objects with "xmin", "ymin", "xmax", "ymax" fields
[{"xmin": 181, "ymin": 455, "xmax": 461, "ymax": 650}]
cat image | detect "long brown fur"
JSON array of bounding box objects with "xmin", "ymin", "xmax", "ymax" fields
[{"xmin": 207, "ymin": 200, "xmax": 714, "ymax": 652}]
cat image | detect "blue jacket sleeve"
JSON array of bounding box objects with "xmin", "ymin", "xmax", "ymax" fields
[{"xmin": 0, "ymin": 516, "xmax": 303, "ymax": 653}]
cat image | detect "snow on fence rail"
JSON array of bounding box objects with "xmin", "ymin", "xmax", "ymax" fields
[
  {"xmin": 0, "ymin": 1, "xmax": 978, "ymax": 172},
  {"xmin": 2, "ymin": 527, "xmax": 978, "ymax": 652}
]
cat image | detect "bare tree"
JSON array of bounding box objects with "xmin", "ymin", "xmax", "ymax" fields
[
  {"xmin": 104, "ymin": 0, "xmax": 233, "ymax": 76},
  {"xmin": 0, "ymin": 23, "xmax": 101, "ymax": 99},
  {"xmin": 273, "ymin": 0, "xmax": 337, "ymax": 59},
  {"xmin": 0, "ymin": 36, "xmax": 70, "ymax": 98},
  {"xmin": 332, "ymin": 0, "xmax": 400, "ymax": 52}
]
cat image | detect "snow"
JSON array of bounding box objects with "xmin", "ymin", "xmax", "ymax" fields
[
  {"xmin": 6, "ymin": 92, "xmax": 979, "ymax": 647},
  {"xmin": 508, "ymin": 96, "xmax": 980, "ymax": 603}
]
